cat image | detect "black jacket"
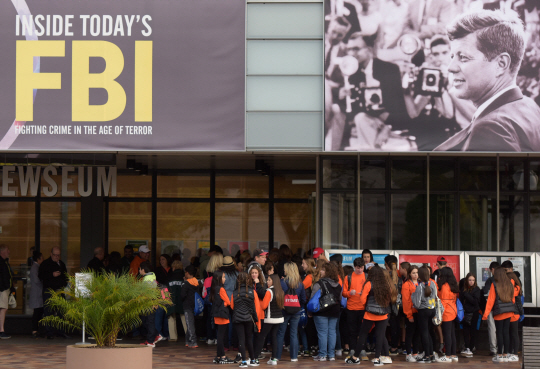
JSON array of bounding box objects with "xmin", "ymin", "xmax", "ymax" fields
[
  {"xmin": 155, "ymin": 267, "xmax": 172, "ymax": 285},
  {"xmin": 39, "ymin": 257, "xmax": 68, "ymax": 292},
  {"xmin": 168, "ymin": 270, "xmax": 185, "ymax": 315},
  {"xmin": 232, "ymin": 285, "xmax": 257, "ymax": 323},
  {"xmin": 211, "ymin": 286, "xmax": 230, "ymax": 320},
  {"xmin": 311, "ymin": 278, "xmax": 342, "ymax": 317},
  {"xmin": 0, "ymin": 256, "xmax": 14, "ymax": 292},
  {"xmin": 87, "ymin": 257, "xmax": 105, "ymax": 273},
  {"xmin": 180, "ymin": 279, "xmax": 202, "ymax": 312},
  {"xmin": 460, "ymin": 286, "xmax": 481, "ymax": 313}
]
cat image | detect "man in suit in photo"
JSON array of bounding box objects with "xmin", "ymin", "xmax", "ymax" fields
[
  {"xmin": 435, "ymin": 9, "xmax": 540, "ymax": 152},
  {"xmin": 403, "ymin": 0, "xmax": 454, "ymax": 41}
]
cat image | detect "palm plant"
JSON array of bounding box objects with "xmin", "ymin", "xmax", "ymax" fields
[{"xmin": 41, "ymin": 270, "xmax": 172, "ymax": 347}]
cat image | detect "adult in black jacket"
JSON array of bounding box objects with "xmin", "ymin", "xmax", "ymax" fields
[
  {"xmin": 38, "ymin": 247, "xmax": 69, "ymax": 339},
  {"xmin": 460, "ymin": 273, "xmax": 481, "ymax": 357},
  {"xmin": 86, "ymin": 247, "xmax": 105, "ymax": 273},
  {"xmin": 0, "ymin": 245, "xmax": 15, "ymax": 339},
  {"xmin": 311, "ymin": 262, "xmax": 342, "ymax": 361}
]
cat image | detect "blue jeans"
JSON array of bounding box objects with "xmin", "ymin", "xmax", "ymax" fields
[
  {"xmin": 299, "ymin": 324, "xmax": 308, "ymax": 352},
  {"xmin": 313, "ymin": 315, "xmax": 339, "ymax": 359},
  {"xmin": 276, "ymin": 313, "xmax": 301, "ymax": 360},
  {"xmin": 154, "ymin": 307, "xmax": 169, "ymax": 338}
]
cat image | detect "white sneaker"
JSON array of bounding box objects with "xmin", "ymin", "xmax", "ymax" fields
[
  {"xmin": 416, "ymin": 352, "xmax": 425, "ymax": 360},
  {"xmin": 450, "ymin": 356, "xmax": 459, "ymax": 362},
  {"xmin": 461, "ymin": 349, "xmax": 473, "ymax": 357},
  {"xmin": 507, "ymin": 355, "xmax": 519, "ymax": 362},
  {"xmin": 267, "ymin": 359, "xmax": 278, "ymax": 365},
  {"xmin": 406, "ymin": 355, "xmax": 417, "ymax": 363},
  {"xmin": 373, "ymin": 358, "xmax": 383, "ymax": 366},
  {"xmin": 207, "ymin": 339, "xmax": 215, "ymax": 345},
  {"xmin": 290, "ymin": 358, "xmax": 298, "ymax": 362},
  {"xmin": 336, "ymin": 350, "xmax": 343, "ymax": 357},
  {"xmin": 492, "ymin": 355, "xmax": 506, "ymax": 363},
  {"xmin": 436, "ymin": 355, "xmax": 452, "ymax": 363},
  {"xmin": 380, "ymin": 356, "xmax": 392, "ymax": 364}
]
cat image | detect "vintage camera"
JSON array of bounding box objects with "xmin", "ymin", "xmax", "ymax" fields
[
  {"xmin": 363, "ymin": 87, "xmax": 383, "ymax": 111},
  {"xmin": 415, "ymin": 68, "xmax": 443, "ymax": 96}
]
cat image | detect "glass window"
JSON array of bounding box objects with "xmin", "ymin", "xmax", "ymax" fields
[
  {"xmin": 530, "ymin": 196, "xmax": 540, "ymax": 251},
  {"xmin": 459, "ymin": 159, "xmax": 496, "ymax": 191},
  {"xmin": 40, "ymin": 202, "xmax": 81, "ymax": 273},
  {"xmin": 499, "ymin": 195, "xmax": 524, "ymax": 252},
  {"xmin": 360, "ymin": 194, "xmax": 386, "ymax": 249},
  {"xmin": 391, "ymin": 159, "xmax": 426, "ymax": 190},
  {"xmin": 391, "ymin": 194, "xmax": 426, "ymax": 250},
  {"xmin": 499, "ymin": 159, "xmax": 525, "ymax": 191},
  {"xmin": 157, "ymin": 176, "xmax": 210, "ymax": 198},
  {"xmin": 429, "ymin": 158, "xmax": 456, "ymax": 191},
  {"xmin": 156, "ymin": 203, "xmax": 210, "ymax": 266},
  {"xmin": 429, "ymin": 194, "xmax": 454, "ymax": 250},
  {"xmin": 274, "ymin": 174, "xmax": 315, "ymax": 199},
  {"xmin": 0, "ymin": 202, "xmax": 35, "ymax": 265},
  {"xmin": 527, "ymin": 161, "xmax": 540, "ymax": 191},
  {"xmin": 322, "ymin": 193, "xmax": 357, "ymax": 249},
  {"xmin": 360, "ymin": 159, "xmax": 386, "ymax": 189},
  {"xmin": 108, "ymin": 202, "xmax": 152, "ymax": 255},
  {"xmin": 459, "ymin": 195, "xmax": 497, "ymax": 251},
  {"xmin": 274, "ymin": 203, "xmax": 312, "ymax": 255},
  {"xmin": 322, "ymin": 158, "xmax": 356, "ymax": 189},
  {"xmin": 216, "ymin": 176, "xmax": 269, "ymax": 199},
  {"xmin": 215, "ymin": 203, "xmax": 269, "ymax": 256},
  {"xmin": 116, "ymin": 175, "xmax": 152, "ymax": 197}
]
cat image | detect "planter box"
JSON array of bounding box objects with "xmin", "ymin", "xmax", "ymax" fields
[{"xmin": 67, "ymin": 344, "xmax": 152, "ymax": 369}]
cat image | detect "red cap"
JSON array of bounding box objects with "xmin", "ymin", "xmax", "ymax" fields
[
  {"xmin": 312, "ymin": 247, "xmax": 324, "ymax": 259},
  {"xmin": 437, "ymin": 256, "xmax": 447, "ymax": 263}
]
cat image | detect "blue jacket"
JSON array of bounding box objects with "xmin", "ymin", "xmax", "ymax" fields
[{"xmin": 280, "ymin": 279, "xmax": 306, "ymax": 315}]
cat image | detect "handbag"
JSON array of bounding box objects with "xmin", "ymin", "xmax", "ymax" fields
[
  {"xmin": 8, "ymin": 294, "xmax": 16, "ymax": 309},
  {"xmin": 318, "ymin": 281, "xmax": 338, "ymax": 313},
  {"xmin": 462, "ymin": 312, "xmax": 473, "ymax": 325},
  {"xmin": 432, "ymin": 297, "xmax": 444, "ymax": 325}
]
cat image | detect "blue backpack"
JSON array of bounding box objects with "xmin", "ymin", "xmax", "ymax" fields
[
  {"xmin": 194, "ymin": 292, "xmax": 205, "ymax": 316},
  {"xmin": 307, "ymin": 288, "xmax": 322, "ymax": 313},
  {"xmin": 456, "ymin": 298, "xmax": 464, "ymax": 322}
]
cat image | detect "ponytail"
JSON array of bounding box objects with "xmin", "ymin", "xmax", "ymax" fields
[
  {"xmin": 390, "ymin": 262, "xmax": 398, "ymax": 285},
  {"xmin": 424, "ymin": 281, "xmax": 431, "ymax": 297},
  {"xmin": 418, "ymin": 266, "xmax": 431, "ymax": 297}
]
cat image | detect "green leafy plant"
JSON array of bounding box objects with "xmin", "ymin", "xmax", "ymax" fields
[{"xmin": 41, "ymin": 270, "xmax": 172, "ymax": 347}]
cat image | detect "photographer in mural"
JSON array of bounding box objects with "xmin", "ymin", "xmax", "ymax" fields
[{"xmin": 324, "ymin": 0, "xmax": 540, "ymax": 152}]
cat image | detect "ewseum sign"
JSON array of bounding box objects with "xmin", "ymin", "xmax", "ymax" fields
[
  {"xmin": 0, "ymin": 0, "xmax": 245, "ymax": 151},
  {"xmin": 1, "ymin": 166, "xmax": 116, "ymax": 197}
]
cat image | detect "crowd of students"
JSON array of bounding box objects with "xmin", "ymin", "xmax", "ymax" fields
[{"xmin": 156, "ymin": 245, "xmax": 524, "ymax": 367}]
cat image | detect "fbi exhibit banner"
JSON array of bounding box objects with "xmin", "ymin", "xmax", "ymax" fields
[
  {"xmin": 324, "ymin": 0, "xmax": 540, "ymax": 152},
  {"xmin": 0, "ymin": 0, "xmax": 245, "ymax": 151}
]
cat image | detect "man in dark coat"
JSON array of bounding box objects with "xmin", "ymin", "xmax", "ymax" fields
[
  {"xmin": 39, "ymin": 246, "xmax": 69, "ymax": 339},
  {"xmin": 87, "ymin": 247, "xmax": 105, "ymax": 273}
]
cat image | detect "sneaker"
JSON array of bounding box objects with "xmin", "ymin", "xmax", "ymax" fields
[
  {"xmin": 285, "ymin": 345, "xmax": 290, "ymax": 352},
  {"xmin": 313, "ymin": 356, "xmax": 326, "ymax": 361},
  {"xmin": 336, "ymin": 349, "xmax": 343, "ymax": 357},
  {"xmin": 214, "ymin": 357, "xmax": 220, "ymax": 364},
  {"xmin": 140, "ymin": 341, "xmax": 155, "ymax": 348},
  {"xmin": 188, "ymin": 343, "xmax": 199, "ymax": 348},
  {"xmin": 419, "ymin": 356, "xmax": 431, "ymax": 364},
  {"xmin": 435, "ymin": 355, "xmax": 452, "ymax": 363},
  {"xmin": 343, "ymin": 349, "xmax": 350, "ymax": 356},
  {"xmin": 208, "ymin": 339, "xmax": 216, "ymax": 345},
  {"xmin": 501, "ymin": 355, "xmax": 509, "ymax": 363},
  {"xmin": 248, "ymin": 359, "xmax": 260, "ymax": 366},
  {"xmin": 373, "ymin": 358, "xmax": 383, "ymax": 366},
  {"xmin": 239, "ymin": 362, "xmax": 248, "ymax": 368},
  {"xmin": 380, "ymin": 356, "xmax": 392, "ymax": 364},
  {"xmin": 328, "ymin": 357, "xmax": 336, "ymax": 361},
  {"xmin": 234, "ymin": 354, "xmax": 243, "ymax": 363},
  {"xmin": 345, "ymin": 357, "xmax": 361, "ymax": 364},
  {"xmin": 417, "ymin": 352, "xmax": 425, "ymax": 360},
  {"xmin": 302, "ymin": 350, "xmax": 310, "ymax": 357},
  {"xmin": 461, "ymin": 349, "xmax": 473, "ymax": 357},
  {"xmin": 389, "ymin": 348, "xmax": 399, "ymax": 356},
  {"xmin": 220, "ymin": 357, "xmax": 235, "ymax": 364},
  {"xmin": 472, "ymin": 347, "xmax": 476, "ymax": 354},
  {"xmin": 507, "ymin": 355, "xmax": 519, "ymax": 362},
  {"xmin": 0, "ymin": 332, "xmax": 11, "ymax": 339},
  {"xmin": 290, "ymin": 358, "xmax": 298, "ymax": 362},
  {"xmin": 267, "ymin": 359, "xmax": 278, "ymax": 365},
  {"xmin": 262, "ymin": 348, "xmax": 270, "ymax": 355},
  {"xmin": 450, "ymin": 356, "xmax": 458, "ymax": 362},
  {"xmin": 154, "ymin": 335, "xmax": 164, "ymax": 344},
  {"xmin": 360, "ymin": 350, "xmax": 369, "ymax": 361},
  {"xmin": 492, "ymin": 355, "xmax": 506, "ymax": 363},
  {"xmin": 406, "ymin": 355, "xmax": 417, "ymax": 363},
  {"xmin": 257, "ymin": 355, "xmax": 264, "ymax": 360}
]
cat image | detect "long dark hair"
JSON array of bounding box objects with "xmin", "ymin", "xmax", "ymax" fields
[
  {"xmin": 438, "ymin": 267, "xmax": 459, "ymax": 293},
  {"xmin": 506, "ymin": 271, "xmax": 522, "ymax": 296},
  {"xmin": 463, "ymin": 272, "xmax": 478, "ymax": 292},
  {"xmin": 364, "ymin": 265, "xmax": 392, "ymax": 307},
  {"xmin": 269, "ymin": 274, "xmax": 284, "ymax": 309},
  {"xmin": 418, "ymin": 266, "xmax": 432, "ymax": 297},
  {"xmin": 236, "ymin": 271, "xmax": 252, "ymax": 295},
  {"xmin": 209, "ymin": 270, "xmax": 225, "ymax": 304}
]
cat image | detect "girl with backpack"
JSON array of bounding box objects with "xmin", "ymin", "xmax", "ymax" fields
[
  {"xmin": 384, "ymin": 255, "xmax": 401, "ymax": 355},
  {"xmin": 436, "ymin": 267, "xmax": 459, "ymax": 362},
  {"xmin": 413, "ymin": 266, "xmax": 438, "ymax": 364},
  {"xmin": 459, "ymin": 273, "xmax": 481, "ymax": 358},
  {"xmin": 507, "ymin": 272, "xmax": 523, "ymax": 362},
  {"xmin": 276, "ymin": 262, "xmax": 306, "ymax": 362},
  {"xmin": 482, "ymin": 267, "xmax": 516, "ymax": 363},
  {"xmin": 231, "ymin": 272, "xmax": 261, "ymax": 368},
  {"xmin": 254, "ymin": 274, "xmax": 284, "ymax": 365},
  {"xmin": 311, "ymin": 262, "xmax": 342, "ymax": 362},
  {"xmin": 210, "ymin": 270, "xmax": 235, "ymax": 364},
  {"xmin": 402, "ymin": 265, "xmax": 421, "ymax": 362},
  {"xmin": 345, "ymin": 265, "xmax": 396, "ymax": 366}
]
